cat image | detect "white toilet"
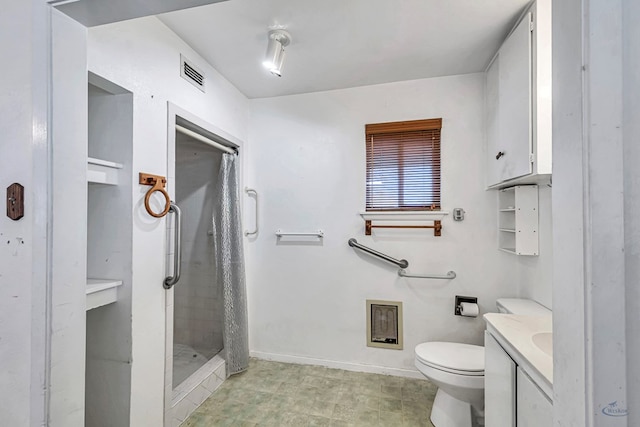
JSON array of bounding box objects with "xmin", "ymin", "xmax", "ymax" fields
[{"xmin": 414, "ymin": 298, "xmax": 550, "ymax": 427}]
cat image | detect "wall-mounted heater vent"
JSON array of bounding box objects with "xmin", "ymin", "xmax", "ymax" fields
[
  {"xmin": 180, "ymin": 54, "xmax": 205, "ymax": 92},
  {"xmin": 366, "ymin": 300, "xmax": 403, "ymax": 350}
]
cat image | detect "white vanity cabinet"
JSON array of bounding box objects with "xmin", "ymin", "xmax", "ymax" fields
[
  {"xmin": 485, "ymin": 332, "xmax": 516, "ymax": 427},
  {"xmin": 485, "ymin": 0, "xmax": 552, "ymax": 188},
  {"xmin": 484, "ymin": 325, "xmax": 553, "ymax": 427},
  {"xmin": 517, "ymin": 367, "xmax": 553, "ymax": 427}
]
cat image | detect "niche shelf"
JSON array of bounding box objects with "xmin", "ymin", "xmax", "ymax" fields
[
  {"xmin": 498, "ymin": 185, "xmax": 538, "ymax": 255},
  {"xmin": 85, "ymin": 73, "xmax": 134, "ymax": 425},
  {"xmin": 86, "ymin": 279, "xmax": 123, "ymax": 311},
  {"xmin": 87, "ymin": 157, "xmax": 123, "ymax": 185}
]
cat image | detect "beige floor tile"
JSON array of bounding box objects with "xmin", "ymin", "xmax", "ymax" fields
[
  {"xmin": 380, "ymin": 397, "xmax": 403, "ymax": 413},
  {"xmin": 379, "ymin": 411, "xmax": 403, "ymax": 427},
  {"xmin": 402, "ymin": 412, "xmax": 433, "ymax": 427},
  {"xmin": 352, "ymin": 408, "xmax": 380, "ymax": 425},
  {"xmin": 308, "ymin": 398, "xmax": 336, "ymax": 417},
  {"xmin": 332, "ymin": 404, "xmax": 357, "ymax": 422},
  {"xmin": 182, "ymin": 359, "xmax": 437, "ymax": 427},
  {"xmin": 308, "ymin": 415, "xmax": 332, "ymax": 426},
  {"xmin": 380, "ymin": 385, "xmax": 403, "ymax": 399}
]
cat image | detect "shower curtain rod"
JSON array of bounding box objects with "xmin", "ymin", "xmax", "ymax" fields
[{"xmin": 175, "ymin": 124, "xmax": 237, "ymax": 155}]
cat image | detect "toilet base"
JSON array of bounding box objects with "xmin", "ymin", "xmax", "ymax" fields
[{"xmin": 430, "ymin": 388, "xmax": 484, "ymax": 427}]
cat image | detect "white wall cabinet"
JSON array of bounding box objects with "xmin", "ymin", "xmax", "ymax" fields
[
  {"xmin": 516, "ymin": 367, "xmax": 553, "ymax": 427},
  {"xmin": 498, "ymin": 185, "xmax": 538, "ymax": 255},
  {"xmin": 486, "ymin": 0, "xmax": 552, "ymax": 188}
]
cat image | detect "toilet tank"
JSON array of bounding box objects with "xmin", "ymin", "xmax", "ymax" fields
[{"xmin": 496, "ymin": 298, "xmax": 551, "ymax": 315}]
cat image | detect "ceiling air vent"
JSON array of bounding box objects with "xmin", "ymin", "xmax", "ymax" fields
[{"xmin": 180, "ymin": 54, "xmax": 205, "ymax": 92}]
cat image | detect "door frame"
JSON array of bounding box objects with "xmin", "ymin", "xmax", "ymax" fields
[{"xmin": 163, "ymin": 102, "xmax": 245, "ymax": 426}]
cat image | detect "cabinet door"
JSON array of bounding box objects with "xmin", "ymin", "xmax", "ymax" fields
[
  {"xmin": 486, "ymin": 54, "xmax": 501, "ymax": 187},
  {"xmin": 517, "ymin": 367, "xmax": 553, "ymax": 426},
  {"xmin": 485, "ymin": 332, "xmax": 516, "ymax": 427},
  {"xmin": 496, "ymin": 12, "xmax": 532, "ymax": 182}
]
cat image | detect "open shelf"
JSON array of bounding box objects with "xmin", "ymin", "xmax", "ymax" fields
[
  {"xmin": 87, "ymin": 157, "xmax": 123, "ymax": 185},
  {"xmin": 497, "ymin": 185, "xmax": 538, "ymax": 255},
  {"xmin": 86, "ymin": 279, "xmax": 122, "ymax": 311}
]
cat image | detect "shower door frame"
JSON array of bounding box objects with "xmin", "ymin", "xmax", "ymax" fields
[{"xmin": 164, "ymin": 103, "xmax": 245, "ymax": 427}]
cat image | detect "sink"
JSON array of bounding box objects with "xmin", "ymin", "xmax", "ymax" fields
[{"xmin": 532, "ymin": 332, "xmax": 553, "ymax": 356}]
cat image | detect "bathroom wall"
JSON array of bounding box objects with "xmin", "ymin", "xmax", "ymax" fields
[
  {"xmin": 246, "ymin": 73, "xmax": 519, "ymax": 376},
  {"xmin": 174, "ymin": 137, "xmax": 224, "ymax": 357},
  {"xmin": 0, "ymin": 2, "xmax": 51, "ymax": 424},
  {"xmin": 516, "ymin": 185, "xmax": 553, "ymax": 309},
  {"xmin": 87, "ymin": 16, "xmax": 248, "ymax": 425}
]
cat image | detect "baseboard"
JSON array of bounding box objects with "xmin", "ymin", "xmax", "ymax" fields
[{"xmin": 249, "ymin": 351, "xmax": 425, "ymax": 380}]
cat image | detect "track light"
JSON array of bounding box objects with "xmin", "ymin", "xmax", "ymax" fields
[{"xmin": 263, "ymin": 29, "xmax": 291, "ymax": 77}]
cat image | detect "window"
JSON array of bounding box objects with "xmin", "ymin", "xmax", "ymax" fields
[{"xmin": 365, "ymin": 118, "xmax": 442, "ymax": 211}]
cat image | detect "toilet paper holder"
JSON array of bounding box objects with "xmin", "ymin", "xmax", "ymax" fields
[{"xmin": 455, "ymin": 295, "xmax": 478, "ymax": 316}]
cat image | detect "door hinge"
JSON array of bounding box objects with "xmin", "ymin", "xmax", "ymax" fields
[
  {"xmin": 530, "ymin": 19, "xmax": 535, "ymax": 32},
  {"xmin": 529, "ymin": 153, "xmax": 535, "ymax": 163}
]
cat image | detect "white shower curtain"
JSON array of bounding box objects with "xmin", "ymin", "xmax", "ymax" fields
[{"xmin": 212, "ymin": 153, "xmax": 249, "ymax": 376}]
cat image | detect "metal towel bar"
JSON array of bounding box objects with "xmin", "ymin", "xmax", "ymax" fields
[
  {"xmin": 398, "ymin": 269, "xmax": 456, "ymax": 280},
  {"xmin": 276, "ymin": 229, "xmax": 324, "ymax": 237},
  {"xmin": 348, "ymin": 238, "xmax": 409, "ymax": 269}
]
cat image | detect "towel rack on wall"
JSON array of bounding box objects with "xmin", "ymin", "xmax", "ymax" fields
[
  {"xmin": 348, "ymin": 238, "xmax": 455, "ymax": 280},
  {"xmin": 365, "ymin": 220, "xmax": 442, "ymax": 236},
  {"xmin": 276, "ymin": 230, "xmax": 324, "ymax": 238},
  {"xmin": 139, "ymin": 172, "xmax": 171, "ymax": 218},
  {"xmin": 398, "ymin": 269, "xmax": 456, "ymax": 280}
]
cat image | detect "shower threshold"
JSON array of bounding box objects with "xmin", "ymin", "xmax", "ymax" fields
[{"xmin": 170, "ymin": 350, "xmax": 226, "ymax": 425}]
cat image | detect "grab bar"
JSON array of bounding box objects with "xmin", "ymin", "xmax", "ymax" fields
[
  {"xmin": 398, "ymin": 269, "xmax": 457, "ymax": 280},
  {"xmin": 164, "ymin": 202, "xmax": 182, "ymax": 289},
  {"xmin": 244, "ymin": 187, "xmax": 258, "ymax": 236},
  {"xmin": 276, "ymin": 229, "xmax": 324, "ymax": 237},
  {"xmin": 348, "ymin": 238, "xmax": 409, "ymax": 269}
]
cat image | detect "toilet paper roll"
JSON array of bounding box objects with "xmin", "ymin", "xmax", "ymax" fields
[{"xmin": 459, "ymin": 302, "xmax": 479, "ymax": 317}]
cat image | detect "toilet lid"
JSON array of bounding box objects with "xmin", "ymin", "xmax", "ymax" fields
[{"xmin": 415, "ymin": 342, "xmax": 484, "ymax": 374}]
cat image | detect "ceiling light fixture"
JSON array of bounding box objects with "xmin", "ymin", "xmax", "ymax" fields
[{"xmin": 263, "ymin": 29, "xmax": 291, "ymax": 77}]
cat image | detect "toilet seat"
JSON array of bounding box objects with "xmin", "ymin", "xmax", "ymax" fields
[{"xmin": 415, "ymin": 342, "xmax": 484, "ymax": 376}]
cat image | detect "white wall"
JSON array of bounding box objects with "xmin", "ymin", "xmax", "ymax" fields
[
  {"xmin": 517, "ymin": 185, "xmax": 552, "ymax": 309},
  {"xmin": 246, "ymin": 74, "xmax": 519, "ymax": 375},
  {"xmin": 552, "ymin": 0, "xmax": 635, "ymax": 424},
  {"xmin": 50, "ymin": 10, "xmax": 88, "ymax": 427},
  {"xmin": 0, "ymin": 2, "xmax": 49, "ymax": 425},
  {"xmin": 87, "ymin": 16, "xmax": 248, "ymax": 425},
  {"xmin": 624, "ymin": 0, "xmax": 640, "ymax": 423}
]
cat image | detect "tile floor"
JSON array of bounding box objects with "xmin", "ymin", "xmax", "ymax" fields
[{"xmin": 183, "ymin": 358, "xmax": 437, "ymax": 426}]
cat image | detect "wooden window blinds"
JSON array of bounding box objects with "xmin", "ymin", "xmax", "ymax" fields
[{"xmin": 365, "ymin": 118, "xmax": 441, "ymax": 211}]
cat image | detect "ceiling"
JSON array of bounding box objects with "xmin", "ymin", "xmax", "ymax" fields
[
  {"xmin": 159, "ymin": 0, "xmax": 530, "ymax": 99},
  {"xmin": 55, "ymin": 0, "xmax": 228, "ymax": 27}
]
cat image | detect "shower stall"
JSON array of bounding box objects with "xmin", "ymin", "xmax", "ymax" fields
[
  {"xmin": 164, "ymin": 106, "xmax": 248, "ymax": 426},
  {"xmin": 172, "ymin": 135, "xmax": 224, "ymax": 387}
]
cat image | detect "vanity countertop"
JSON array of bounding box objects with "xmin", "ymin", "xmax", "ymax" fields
[{"xmin": 484, "ymin": 314, "xmax": 553, "ymax": 397}]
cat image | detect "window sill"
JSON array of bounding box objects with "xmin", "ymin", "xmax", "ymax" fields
[{"xmin": 359, "ymin": 211, "xmax": 449, "ymax": 221}]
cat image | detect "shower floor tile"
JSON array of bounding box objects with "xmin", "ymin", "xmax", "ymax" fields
[
  {"xmin": 173, "ymin": 343, "xmax": 214, "ymax": 388},
  {"xmin": 182, "ymin": 359, "xmax": 436, "ymax": 426}
]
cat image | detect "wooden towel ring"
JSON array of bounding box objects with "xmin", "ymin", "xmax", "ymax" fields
[{"xmin": 139, "ymin": 173, "xmax": 171, "ymax": 218}]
